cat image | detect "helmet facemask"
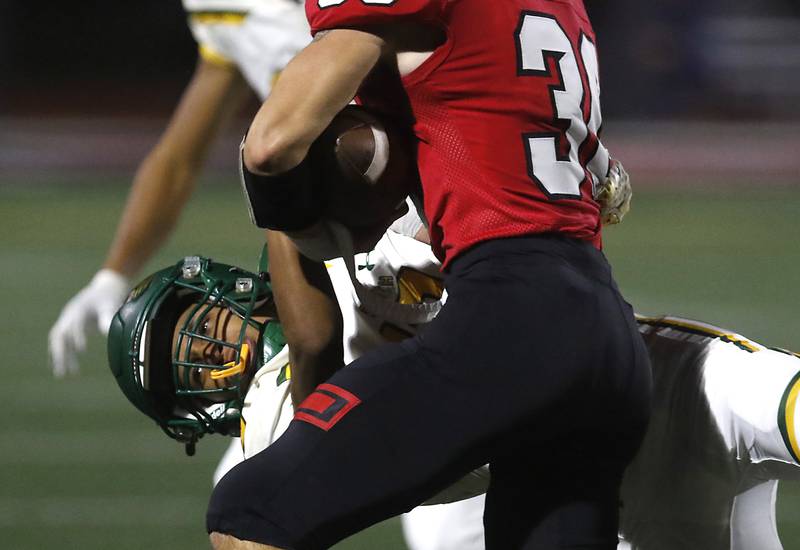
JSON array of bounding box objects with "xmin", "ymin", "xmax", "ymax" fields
[
  {"xmin": 169, "ymin": 278, "xmax": 264, "ymax": 437},
  {"xmin": 110, "ymin": 256, "xmax": 284, "ymax": 456}
]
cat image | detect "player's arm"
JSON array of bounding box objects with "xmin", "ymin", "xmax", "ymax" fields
[
  {"xmin": 242, "ymin": 28, "xmax": 386, "ymax": 177},
  {"xmin": 239, "ymin": 28, "xmax": 399, "ymax": 259},
  {"xmin": 240, "ymin": 29, "xmax": 385, "ymax": 402},
  {"xmin": 239, "ymin": 25, "xmax": 439, "ymax": 238},
  {"xmin": 48, "ymin": 59, "xmax": 252, "ymax": 377},
  {"xmin": 265, "ymin": 230, "xmax": 344, "ymax": 408},
  {"xmin": 241, "ymin": 30, "xmax": 397, "ymax": 406},
  {"xmin": 105, "ymin": 59, "xmax": 252, "ymax": 276}
]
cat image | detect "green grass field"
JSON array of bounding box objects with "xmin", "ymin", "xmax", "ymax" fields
[{"xmin": 1, "ymin": 179, "xmax": 798, "ymax": 549}]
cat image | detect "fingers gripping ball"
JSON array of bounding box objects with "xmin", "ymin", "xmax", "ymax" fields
[
  {"xmin": 595, "ymin": 158, "xmax": 632, "ymax": 226},
  {"xmin": 314, "ymin": 106, "xmax": 417, "ymax": 230}
]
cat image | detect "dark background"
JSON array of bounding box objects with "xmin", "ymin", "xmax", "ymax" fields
[{"xmin": 3, "ymin": 0, "xmax": 800, "ymax": 119}]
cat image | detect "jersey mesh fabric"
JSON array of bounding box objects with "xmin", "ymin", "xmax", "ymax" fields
[{"xmin": 306, "ymin": 0, "xmax": 605, "ymax": 267}]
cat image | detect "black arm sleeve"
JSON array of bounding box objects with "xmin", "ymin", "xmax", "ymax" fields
[{"xmin": 239, "ymin": 145, "xmax": 326, "ymax": 231}]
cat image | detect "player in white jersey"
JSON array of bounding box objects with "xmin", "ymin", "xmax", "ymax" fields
[
  {"xmin": 48, "ymin": 0, "xmax": 310, "ymax": 377},
  {"xmin": 620, "ymin": 316, "xmax": 800, "ymax": 550},
  {"xmin": 109, "ymin": 218, "xmax": 800, "ymax": 550}
]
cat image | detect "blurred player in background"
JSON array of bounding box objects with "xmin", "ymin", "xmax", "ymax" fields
[
  {"xmin": 213, "ymin": 0, "xmax": 651, "ymax": 547},
  {"xmin": 48, "ymin": 0, "xmax": 310, "ymax": 377}
]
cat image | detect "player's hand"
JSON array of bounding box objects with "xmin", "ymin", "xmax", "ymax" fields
[
  {"xmin": 48, "ymin": 269, "xmax": 130, "ymax": 377},
  {"xmin": 595, "ymin": 158, "xmax": 631, "ymax": 225}
]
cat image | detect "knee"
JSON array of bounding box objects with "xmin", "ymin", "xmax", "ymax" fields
[
  {"xmin": 207, "ymin": 464, "xmax": 298, "ymax": 550},
  {"xmin": 209, "ymin": 531, "xmax": 284, "ymax": 550},
  {"xmin": 209, "ymin": 532, "xmax": 237, "ymax": 549},
  {"xmin": 209, "ymin": 532, "xmax": 232, "ymax": 550}
]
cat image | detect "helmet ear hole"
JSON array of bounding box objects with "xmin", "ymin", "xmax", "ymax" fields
[{"xmin": 147, "ymin": 293, "xmax": 196, "ymax": 392}]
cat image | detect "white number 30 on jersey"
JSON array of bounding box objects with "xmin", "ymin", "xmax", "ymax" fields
[{"xmin": 516, "ymin": 12, "xmax": 609, "ymax": 199}]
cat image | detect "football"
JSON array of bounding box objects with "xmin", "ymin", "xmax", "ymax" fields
[{"xmin": 311, "ymin": 106, "xmax": 417, "ymax": 229}]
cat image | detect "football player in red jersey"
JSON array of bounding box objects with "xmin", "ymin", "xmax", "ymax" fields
[{"xmin": 209, "ymin": 2, "xmax": 651, "ymax": 549}]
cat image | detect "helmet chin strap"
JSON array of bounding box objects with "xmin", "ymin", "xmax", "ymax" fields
[{"xmin": 211, "ymin": 343, "xmax": 250, "ymax": 380}]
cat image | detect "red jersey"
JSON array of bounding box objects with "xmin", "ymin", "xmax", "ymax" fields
[{"xmin": 307, "ymin": 0, "xmax": 610, "ymax": 267}]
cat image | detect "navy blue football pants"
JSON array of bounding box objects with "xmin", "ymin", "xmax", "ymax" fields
[{"xmin": 207, "ymin": 234, "xmax": 652, "ymax": 549}]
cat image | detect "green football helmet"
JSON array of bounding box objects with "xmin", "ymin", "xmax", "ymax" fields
[{"xmin": 108, "ymin": 255, "xmax": 285, "ymax": 455}]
